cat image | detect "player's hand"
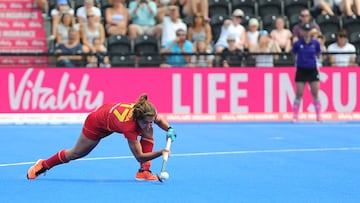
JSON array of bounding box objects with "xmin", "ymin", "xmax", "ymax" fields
[
  {"xmin": 162, "ymin": 148, "xmax": 170, "ymax": 157},
  {"xmin": 167, "ymin": 128, "xmax": 176, "ymax": 142}
]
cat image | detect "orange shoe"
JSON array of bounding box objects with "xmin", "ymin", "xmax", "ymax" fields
[
  {"xmin": 27, "ymin": 159, "xmax": 47, "ymax": 180},
  {"xmin": 135, "ymin": 169, "xmax": 159, "ymax": 181}
]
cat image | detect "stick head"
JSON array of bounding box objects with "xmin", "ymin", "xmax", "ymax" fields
[{"xmin": 157, "ymin": 174, "xmax": 164, "ymax": 182}]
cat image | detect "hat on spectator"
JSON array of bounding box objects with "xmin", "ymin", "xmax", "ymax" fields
[
  {"xmin": 232, "ymin": 9, "xmax": 244, "ymax": 17},
  {"xmin": 302, "ymin": 23, "xmax": 312, "ymax": 31},
  {"xmin": 249, "ymin": 18, "xmax": 259, "ymax": 26},
  {"xmin": 57, "ymin": 0, "xmax": 67, "ymax": 5},
  {"xmin": 227, "ymin": 34, "xmax": 236, "ymax": 41}
]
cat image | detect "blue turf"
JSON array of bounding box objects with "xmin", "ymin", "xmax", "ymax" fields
[{"xmin": 1, "ymin": 122, "xmax": 360, "ymax": 203}]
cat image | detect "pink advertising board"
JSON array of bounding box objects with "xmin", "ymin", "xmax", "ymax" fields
[{"xmin": 0, "ymin": 68, "xmax": 359, "ymax": 122}]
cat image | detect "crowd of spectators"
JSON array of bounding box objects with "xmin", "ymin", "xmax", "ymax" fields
[{"xmin": 38, "ymin": 0, "xmax": 360, "ymax": 68}]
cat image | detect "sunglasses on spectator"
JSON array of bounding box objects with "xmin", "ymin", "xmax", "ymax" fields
[
  {"xmin": 87, "ymin": 15, "xmax": 94, "ymax": 18},
  {"xmin": 177, "ymin": 33, "xmax": 186, "ymax": 36},
  {"xmin": 337, "ymin": 34, "xmax": 347, "ymax": 38},
  {"xmin": 300, "ymin": 14, "xmax": 310, "ymax": 17}
]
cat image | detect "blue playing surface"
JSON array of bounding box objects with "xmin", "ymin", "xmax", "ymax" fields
[{"xmin": 1, "ymin": 122, "xmax": 360, "ymax": 203}]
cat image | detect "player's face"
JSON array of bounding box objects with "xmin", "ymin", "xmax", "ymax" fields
[{"xmin": 138, "ymin": 116, "xmax": 155, "ymax": 130}]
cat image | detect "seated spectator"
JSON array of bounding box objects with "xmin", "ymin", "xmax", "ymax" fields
[
  {"xmin": 35, "ymin": 0, "xmax": 46, "ymax": 11},
  {"xmin": 187, "ymin": 12, "xmax": 212, "ymax": 51},
  {"xmin": 215, "ymin": 9, "xmax": 247, "ymax": 54},
  {"xmin": 76, "ymin": 0, "xmax": 102, "ymax": 26},
  {"xmin": 55, "ymin": 28, "xmax": 86, "ymax": 67},
  {"xmin": 246, "ymin": 18, "xmax": 260, "ymax": 51},
  {"xmin": 310, "ymin": 0, "xmax": 341, "ymax": 17},
  {"xmin": 128, "ymin": 0, "xmax": 161, "ymax": 40},
  {"xmin": 309, "ymin": 28, "xmax": 327, "ymax": 67},
  {"xmin": 270, "ymin": 16, "xmax": 292, "ymax": 52},
  {"xmin": 55, "ymin": 11, "xmax": 80, "ymax": 45},
  {"xmin": 160, "ymin": 28, "xmax": 193, "ymax": 67},
  {"xmin": 50, "ymin": 0, "xmax": 74, "ymax": 37},
  {"xmin": 80, "ymin": 10, "xmax": 109, "ymax": 67},
  {"xmin": 181, "ymin": 0, "xmax": 209, "ymax": 21},
  {"xmin": 105, "ymin": 0, "xmax": 130, "ymax": 36},
  {"xmin": 292, "ymin": 8, "xmax": 320, "ymax": 43},
  {"xmin": 249, "ymin": 30, "xmax": 281, "ymax": 68},
  {"xmin": 341, "ymin": 0, "xmax": 360, "ymax": 17},
  {"xmin": 160, "ymin": 5, "xmax": 187, "ymax": 47},
  {"xmin": 327, "ymin": 29, "xmax": 357, "ymax": 67},
  {"xmin": 86, "ymin": 38, "xmax": 111, "ymax": 68},
  {"xmin": 220, "ymin": 34, "xmax": 243, "ymax": 67},
  {"xmin": 190, "ymin": 40, "xmax": 214, "ymax": 67}
]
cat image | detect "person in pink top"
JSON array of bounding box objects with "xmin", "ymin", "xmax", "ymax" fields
[{"xmin": 270, "ymin": 16, "xmax": 292, "ymax": 52}]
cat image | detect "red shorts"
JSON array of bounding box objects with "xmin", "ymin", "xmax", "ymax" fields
[{"xmin": 82, "ymin": 111, "xmax": 113, "ymax": 141}]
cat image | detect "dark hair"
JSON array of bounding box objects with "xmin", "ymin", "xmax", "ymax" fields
[
  {"xmin": 336, "ymin": 29, "xmax": 348, "ymax": 37},
  {"xmin": 132, "ymin": 94, "xmax": 157, "ymax": 121}
]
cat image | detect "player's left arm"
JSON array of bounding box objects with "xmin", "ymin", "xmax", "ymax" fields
[{"xmin": 154, "ymin": 114, "xmax": 176, "ymax": 142}]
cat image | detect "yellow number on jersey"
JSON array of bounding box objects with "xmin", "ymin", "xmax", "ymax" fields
[{"xmin": 113, "ymin": 103, "xmax": 134, "ymax": 122}]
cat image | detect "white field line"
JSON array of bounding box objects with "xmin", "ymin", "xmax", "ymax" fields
[{"xmin": 1, "ymin": 147, "xmax": 360, "ymax": 167}]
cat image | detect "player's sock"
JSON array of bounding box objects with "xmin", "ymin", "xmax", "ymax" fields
[
  {"xmin": 293, "ymin": 99, "xmax": 301, "ymax": 120},
  {"xmin": 313, "ymin": 99, "xmax": 321, "ymax": 121},
  {"xmin": 43, "ymin": 149, "xmax": 69, "ymax": 169},
  {"xmin": 140, "ymin": 137, "xmax": 154, "ymax": 171}
]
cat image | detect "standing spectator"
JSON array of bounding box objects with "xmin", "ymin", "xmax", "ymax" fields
[
  {"xmin": 190, "ymin": 40, "xmax": 214, "ymax": 67},
  {"xmin": 76, "ymin": 0, "xmax": 102, "ymax": 26},
  {"xmin": 105, "ymin": 0, "xmax": 130, "ymax": 36},
  {"xmin": 215, "ymin": 9, "xmax": 247, "ymax": 54},
  {"xmin": 249, "ymin": 30, "xmax": 281, "ymax": 68},
  {"xmin": 160, "ymin": 5, "xmax": 187, "ymax": 47},
  {"xmin": 81, "ymin": 10, "xmax": 109, "ymax": 67},
  {"xmin": 291, "ymin": 24, "xmax": 322, "ymax": 121},
  {"xmin": 160, "ymin": 28, "xmax": 193, "ymax": 67},
  {"xmin": 220, "ymin": 34, "xmax": 243, "ymax": 67},
  {"xmin": 292, "ymin": 8, "xmax": 320, "ymax": 43},
  {"xmin": 56, "ymin": 28, "xmax": 86, "ymax": 67},
  {"xmin": 187, "ymin": 12, "xmax": 212, "ymax": 51},
  {"xmin": 50, "ymin": 0, "xmax": 74, "ymax": 38},
  {"xmin": 246, "ymin": 18, "xmax": 260, "ymax": 51},
  {"xmin": 55, "ymin": 11, "xmax": 80, "ymax": 45},
  {"xmin": 181, "ymin": 0, "xmax": 209, "ymax": 21},
  {"xmin": 155, "ymin": 0, "xmax": 177, "ymax": 22},
  {"xmin": 128, "ymin": 0, "xmax": 161, "ymax": 40},
  {"xmin": 327, "ymin": 29, "xmax": 357, "ymax": 67},
  {"xmin": 270, "ymin": 16, "xmax": 293, "ymax": 52}
]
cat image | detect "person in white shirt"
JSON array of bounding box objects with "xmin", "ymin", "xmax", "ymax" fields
[
  {"xmin": 76, "ymin": 0, "xmax": 102, "ymax": 25},
  {"xmin": 327, "ymin": 29, "xmax": 357, "ymax": 67},
  {"xmin": 160, "ymin": 5, "xmax": 187, "ymax": 47},
  {"xmin": 215, "ymin": 9, "xmax": 247, "ymax": 54},
  {"xmin": 246, "ymin": 18, "xmax": 260, "ymax": 51}
]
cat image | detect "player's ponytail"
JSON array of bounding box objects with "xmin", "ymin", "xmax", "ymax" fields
[{"xmin": 133, "ymin": 94, "xmax": 157, "ymax": 121}]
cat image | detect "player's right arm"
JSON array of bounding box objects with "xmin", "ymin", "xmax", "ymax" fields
[{"xmin": 127, "ymin": 139, "xmax": 169, "ymax": 163}]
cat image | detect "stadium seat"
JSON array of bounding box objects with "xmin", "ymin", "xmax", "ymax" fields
[
  {"xmin": 107, "ymin": 35, "xmax": 132, "ymax": 54},
  {"xmin": 110, "ymin": 55, "xmax": 136, "ymax": 67},
  {"xmin": 137, "ymin": 55, "xmax": 163, "ymax": 67},
  {"xmin": 209, "ymin": 0, "xmax": 231, "ymax": 17},
  {"xmin": 134, "ymin": 34, "xmax": 159, "ymax": 54},
  {"xmin": 274, "ymin": 53, "xmax": 295, "ymax": 67},
  {"xmin": 210, "ymin": 14, "xmax": 229, "ymax": 43},
  {"xmin": 342, "ymin": 16, "xmax": 360, "ymax": 36},
  {"xmin": 288, "ymin": 14, "xmax": 300, "ymax": 30},
  {"xmin": 323, "ymin": 32, "xmax": 336, "ymax": 47},
  {"xmin": 284, "ymin": 0, "xmax": 310, "ymax": 17},
  {"xmin": 258, "ymin": 0, "xmax": 282, "ymax": 19},
  {"xmin": 349, "ymin": 31, "xmax": 360, "ymax": 51},
  {"xmin": 231, "ymin": 0, "xmax": 257, "ymax": 16},
  {"xmin": 261, "ymin": 14, "xmax": 280, "ymax": 32},
  {"xmin": 316, "ymin": 14, "xmax": 341, "ymax": 34}
]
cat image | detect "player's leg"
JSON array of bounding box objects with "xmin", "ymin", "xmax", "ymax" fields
[
  {"xmin": 293, "ymin": 82, "xmax": 305, "ymax": 121},
  {"xmin": 27, "ymin": 133, "xmax": 99, "ymax": 180},
  {"xmin": 135, "ymin": 128, "xmax": 158, "ymax": 181},
  {"xmin": 310, "ymin": 80, "xmax": 321, "ymax": 121}
]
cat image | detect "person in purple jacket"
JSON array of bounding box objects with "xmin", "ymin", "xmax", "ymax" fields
[{"xmin": 291, "ymin": 23, "xmax": 322, "ymax": 122}]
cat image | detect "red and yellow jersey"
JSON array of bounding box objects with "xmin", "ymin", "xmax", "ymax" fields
[{"xmin": 83, "ymin": 103, "xmax": 143, "ymax": 141}]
